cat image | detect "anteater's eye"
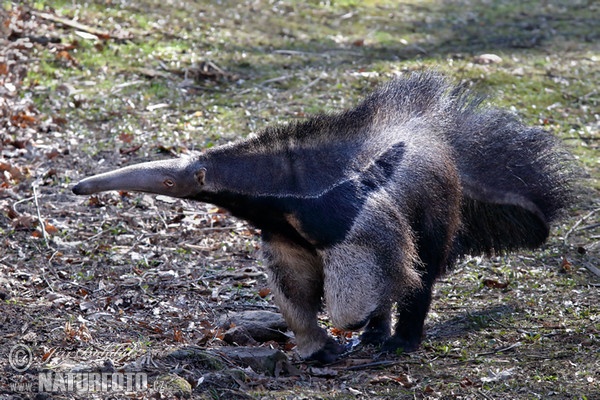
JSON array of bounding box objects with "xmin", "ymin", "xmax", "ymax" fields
[{"xmin": 164, "ymin": 179, "xmax": 175, "ymax": 187}]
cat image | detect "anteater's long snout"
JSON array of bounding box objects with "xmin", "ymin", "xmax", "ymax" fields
[
  {"xmin": 72, "ymin": 158, "xmax": 202, "ymax": 198},
  {"xmin": 72, "ymin": 164, "xmax": 155, "ymax": 195}
]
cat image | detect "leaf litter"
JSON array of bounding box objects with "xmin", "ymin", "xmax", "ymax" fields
[{"xmin": 0, "ymin": 1, "xmax": 599, "ymax": 399}]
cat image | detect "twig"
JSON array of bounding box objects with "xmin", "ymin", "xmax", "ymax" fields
[
  {"xmin": 345, "ymin": 360, "xmax": 400, "ymax": 371},
  {"xmin": 236, "ymin": 74, "xmax": 296, "ymax": 95},
  {"xmin": 273, "ymin": 50, "xmax": 325, "ymax": 57},
  {"xmin": 12, "ymin": 196, "xmax": 34, "ymax": 214},
  {"xmin": 32, "ymin": 183, "xmax": 49, "ymax": 248},
  {"xmin": 157, "ymin": 211, "xmax": 169, "ymax": 231},
  {"xmin": 478, "ymin": 391, "xmax": 494, "ymax": 400},
  {"xmin": 110, "ymin": 80, "xmax": 145, "ymax": 94},
  {"xmin": 35, "ymin": 12, "xmax": 109, "ymax": 37},
  {"xmin": 581, "ymin": 261, "xmax": 600, "ymax": 278},
  {"xmin": 488, "ymin": 317, "xmax": 531, "ymax": 335},
  {"xmin": 259, "ymin": 74, "xmax": 295, "ymax": 86},
  {"xmin": 475, "ymin": 342, "xmax": 522, "ymax": 357},
  {"xmin": 579, "ymin": 223, "xmax": 600, "ymax": 231},
  {"xmin": 34, "ymin": 11, "xmax": 130, "ymax": 40},
  {"xmin": 272, "ymin": 49, "xmax": 362, "ymax": 57},
  {"xmin": 39, "ymin": 267, "xmax": 55, "ymax": 293},
  {"xmin": 298, "ymin": 76, "xmax": 322, "ymax": 93},
  {"xmin": 88, "ymin": 228, "xmax": 109, "ymax": 242},
  {"xmin": 563, "ymin": 207, "xmax": 600, "ymax": 246},
  {"xmin": 198, "ymin": 226, "xmax": 244, "ymax": 232}
]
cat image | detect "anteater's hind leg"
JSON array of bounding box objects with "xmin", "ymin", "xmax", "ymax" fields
[
  {"xmin": 262, "ymin": 233, "xmax": 345, "ymax": 363},
  {"xmin": 383, "ymin": 198, "xmax": 460, "ymax": 353},
  {"xmin": 383, "ymin": 232, "xmax": 450, "ymax": 353},
  {"xmin": 360, "ymin": 308, "xmax": 392, "ymax": 346},
  {"xmin": 382, "ymin": 271, "xmax": 436, "ymax": 353}
]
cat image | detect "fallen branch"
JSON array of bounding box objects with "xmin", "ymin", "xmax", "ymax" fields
[
  {"xmin": 563, "ymin": 207, "xmax": 600, "ymax": 246},
  {"xmin": 582, "ymin": 261, "xmax": 600, "ymax": 278},
  {"xmin": 32, "ymin": 182, "xmax": 48, "ymax": 248},
  {"xmin": 344, "ymin": 360, "xmax": 400, "ymax": 371},
  {"xmin": 34, "ymin": 11, "xmax": 131, "ymax": 40},
  {"xmin": 475, "ymin": 342, "xmax": 522, "ymax": 357}
]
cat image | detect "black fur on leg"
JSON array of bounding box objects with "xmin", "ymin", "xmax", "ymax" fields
[
  {"xmin": 384, "ymin": 281, "xmax": 434, "ymax": 354},
  {"xmin": 359, "ymin": 312, "xmax": 392, "ymax": 346},
  {"xmin": 381, "ymin": 335, "xmax": 421, "ymax": 354},
  {"xmin": 305, "ymin": 338, "xmax": 350, "ymax": 365}
]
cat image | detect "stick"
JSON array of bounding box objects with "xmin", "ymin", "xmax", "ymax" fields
[
  {"xmin": 34, "ymin": 11, "xmax": 131, "ymax": 40},
  {"xmin": 32, "ymin": 183, "xmax": 48, "ymax": 247},
  {"xmin": 563, "ymin": 207, "xmax": 600, "ymax": 246},
  {"xmin": 345, "ymin": 360, "xmax": 400, "ymax": 371},
  {"xmin": 298, "ymin": 76, "xmax": 322, "ymax": 93},
  {"xmin": 475, "ymin": 342, "xmax": 522, "ymax": 357},
  {"xmin": 35, "ymin": 12, "xmax": 110, "ymax": 38},
  {"xmin": 582, "ymin": 261, "xmax": 600, "ymax": 278},
  {"xmin": 12, "ymin": 196, "xmax": 34, "ymax": 214},
  {"xmin": 259, "ymin": 74, "xmax": 295, "ymax": 86}
]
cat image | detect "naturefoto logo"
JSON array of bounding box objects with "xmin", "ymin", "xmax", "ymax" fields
[
  {"xmin": 9, "ymin": 344, "xmax": 33, "ymax": 372},
  {"xmin": 9, "ymin": 344, "xmax": 148, "ymax": 394}
]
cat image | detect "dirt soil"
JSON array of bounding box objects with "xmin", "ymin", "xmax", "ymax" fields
[{"xmin": 0, "ymin": 1, "xmax": 599, "ymax": 399}]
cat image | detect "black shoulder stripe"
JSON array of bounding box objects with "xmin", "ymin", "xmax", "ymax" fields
[
  {"xmin": 360, "ymin": 142, "xmax": 405, "ymax": 192},
  {"xmin": 290, "ymin": 142, "xmax": 406, "ymax": 247}
]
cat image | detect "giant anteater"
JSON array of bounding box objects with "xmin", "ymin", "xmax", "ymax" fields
[{"xmin": 73, "ymin": 72, "xmax": 572, "ymax": 363}]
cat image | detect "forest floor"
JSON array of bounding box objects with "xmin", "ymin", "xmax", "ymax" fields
[{"xmin": 0, "ymin": 1, "xmax": 599, "ymax": 399}]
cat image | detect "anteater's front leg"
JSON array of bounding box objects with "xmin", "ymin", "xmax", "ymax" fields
[
  {"xmin": 261, "ymin": 234, "xmax": 345, "ymax": 363},
  {"xmin": 319, "ymin": 195, "xmax": 422, "ymax": 351}
]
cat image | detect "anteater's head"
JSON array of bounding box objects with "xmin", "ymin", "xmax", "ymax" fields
[{"xmin": 72, "ymin": 157, "xmax": 207, "ymax": 199}]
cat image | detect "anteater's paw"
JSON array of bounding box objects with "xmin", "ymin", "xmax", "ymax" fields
[
  {"xmin": 305, "ymin": 338, "xmax": 349, "ymax": 364},
  {"xmin": 359, "ymin": 329, "xmax": 390, "ymax": 347},
  {"xmin": 380, "ymin": 335, "xmax": 421, "ymax": 355}
]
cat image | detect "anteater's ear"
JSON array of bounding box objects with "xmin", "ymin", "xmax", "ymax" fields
[{"xmin": 195, "ymin": 168, "xmax": 206, "ymax": 186}]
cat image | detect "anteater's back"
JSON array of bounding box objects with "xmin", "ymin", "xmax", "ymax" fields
[{"xmin": 347, "ymin": 73, "xmax": 572, "ymax": 257}]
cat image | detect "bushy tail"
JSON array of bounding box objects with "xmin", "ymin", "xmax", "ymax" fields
[{"xmin": 435, "ymin": 76, "xmax": 573, "ymax": 257}]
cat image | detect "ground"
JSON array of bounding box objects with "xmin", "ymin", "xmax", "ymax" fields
[{"xmin": 0, "ymin": 1, "xmax": 599, "ymax": 399}]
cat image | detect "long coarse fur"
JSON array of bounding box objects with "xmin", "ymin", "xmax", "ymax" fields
[{"xmin": 73, "ymin": 72, "xmax": 573, "ymax": 363}]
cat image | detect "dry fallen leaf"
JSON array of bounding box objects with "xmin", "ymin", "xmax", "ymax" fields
[
  {"xmin": 174, "ymin": 327, "xmax": 185, "ymax": 343},
  {"xmin": 13, "ymin": 214, "xmax": 36, "ymax": 229},
  {"xmin": 482, "ymin": 279, "xmax": 510, "ymax": 289},
  {"xmin": 41, "ymin": 347, "xmax": 57, "ymax": 363},
  {"xmin": 330, "ymin": 327, "xmax": 352, "ymax": 339},
  {"xmin": 10, "ymin": 111, "xmax": 37, "ymax": 128},
  {"xmin": 45, "ymin": 148, "xmax": 61, "ymax": 160},
  {"xmin": 87, "ymin": 195, "xmax": 104, "ymax": 207},
  {"xmin": 370, "ymin": 373, "xmax": 415, "ymax": 388},
  {"xmin": 64, "ymin": 321, "xmax": 92, "ymax": 342},
  {"xmin": 561, "ymin": 256, "xmax": 572, "ymax": 272},
  {"xmin": 460, "ymin": 377, "xmax": 478, "ymax": 388},
  {"xmin": 0, "ymin": 161, "xmax": 24, "ymax": 181},
  {"xmin": 118, "ymin": 132, "xmax": 134, "ymax": 143},
  {"xmin": 44, "ymin": 222, "xmax": 58, "ymax": 234},
  {"xmin": 119, "ymin": 144, "xmax": 142, "ymax": 154},
  {"xmin": 56, "ymin": 50, "xmax": 78, "ymax": 67}
]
